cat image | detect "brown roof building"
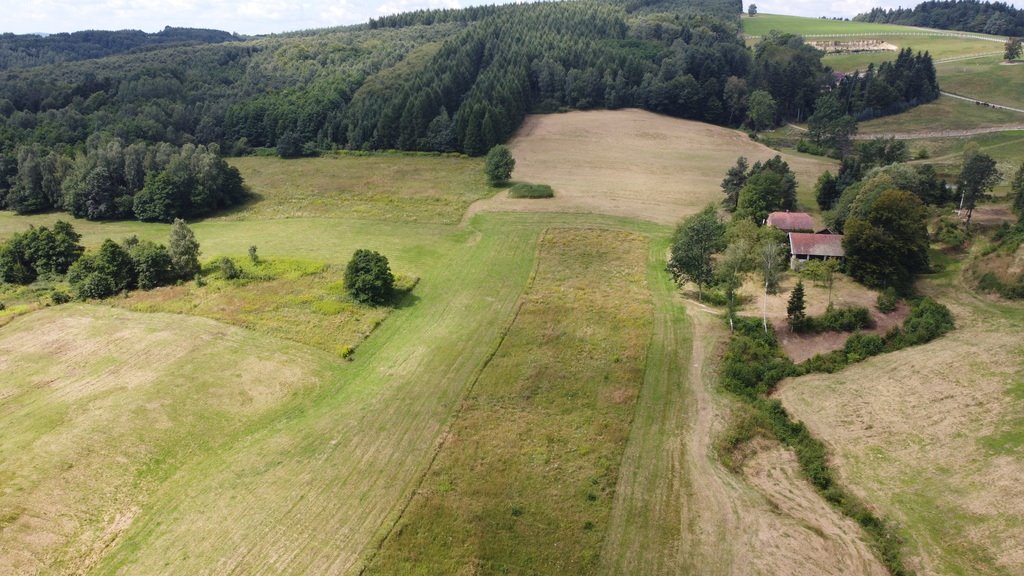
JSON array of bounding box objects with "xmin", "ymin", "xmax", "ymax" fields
[
  {"xmin": 789, "ymin": 232, "xmax": 844, "ymax": 260},
  {"xmin": 766, "ymin": 211, "xmax": 816, "ymax": 232}
]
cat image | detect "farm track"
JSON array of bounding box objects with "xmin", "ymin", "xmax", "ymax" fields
[{"xmin": 599, "ymin": 250, "xmax": 887, "ymax": 576}]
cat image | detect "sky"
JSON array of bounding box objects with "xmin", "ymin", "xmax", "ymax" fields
[{"xmin": 1, "ymin": 0, "xmax": 1021, "ymax": 35}]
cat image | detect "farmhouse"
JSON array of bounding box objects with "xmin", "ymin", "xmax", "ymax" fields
[
  {"xmin": 789, "ymin": 232, "xmax": 844, "ymax": 262},
  {"xmin": 766, "ymin": 211, "xmax": 816, "ymax": 232}
]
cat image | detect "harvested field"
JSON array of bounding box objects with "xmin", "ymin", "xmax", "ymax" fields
[
  {"xmin": 0, "ymin": 306, "xmax": 330, "ymax": 576},
  {"xmin": 466, "ymin": 109, "xmax": 835, "ymax": 225},
  {"xmin": 777, "ymin": 287, "xmax": 1024, "ymax": 575}
]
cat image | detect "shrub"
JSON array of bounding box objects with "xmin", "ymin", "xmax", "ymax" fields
[
  {"xmin": 248, "ymin": 245, "xmax": 259, "ymax": 264},
  {"xmin": 885, "ymin": 297, "xmax": 954, "ymax": 348},
  {"xmin": 74, "ymin": 271, "xmax": 117, "ymax": 300},
  {"xmin": 344, "ymin": 249, "xmax": 395, "ymax": 305},
  {"xmin": 844, "ymin": 332, "xmax": 885, "ymax": 359},
  {"xmin": 128, "ymin": 241, "xmax": 174, "ymax": 290},
  {"xmin": 218, "ymin": 257, "xmax": 241, "ymax": 280},
  {"xmin": 876, "ymin": 287, "xmax": 899, "ymax": 313},
  {"xmin": 50, "ymin": 289, "xmax": 72, "ymax": 305},
  {"xmin": 810, "ymin": 305, "xmax": 872, "ymax": 332},
  {"xmin": 508, "ymin": 183, "xmax": 554, "ymax": 198}
]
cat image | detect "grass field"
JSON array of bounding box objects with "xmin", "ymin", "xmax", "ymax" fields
[
  {"xmin": 778, "ymin": 268, "xmax": 1024, "ymax": 575},
  {"xmin": 227, "ymin": 152, "xmax": 493, "ymax": 224},
  {"xmin": 365, "ymin": 227, "xmax": 653, "ymax": 574},
  {"xmin": 742, "ymin": 14, "xmax": 926, "ymax": 37},
  {"xmin": 2, "ymin": 108, "xmax": 1019, "ymax": 575},
  {"xmin": 938, "ymin": 58, "xmax": 1024, "ymax": 109},
  {"xmin": 495, "ymin": 109, "xmax": 835, "ymax": 223},
  {"xmin": 859, "ymin": 96, "xmax": 1024, "ymax": 134}
]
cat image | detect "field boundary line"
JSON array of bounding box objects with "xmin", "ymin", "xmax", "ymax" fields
[
  {"xmin": 745, "ymin": 31, "xmax": 1005, "ymax": 43},
  {"xmin": 353, "ymin": 226, "xmax": 549, "ymax": 576},
  {"xmin": 940, "ymin": 90, "xmax": 1024, "ymax": 114}
]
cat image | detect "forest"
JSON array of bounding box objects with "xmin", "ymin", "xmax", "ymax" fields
[
  {"xmin": 0, "ymin": 27, "xmax": 243, "ymax": 71},
  {"xmin": 0, "ymin": 0, "xmax": 939, "ymax": 221},
  {"xmin": 855, "ymin": 0, "xmax": 1024, "ymax": 36}
]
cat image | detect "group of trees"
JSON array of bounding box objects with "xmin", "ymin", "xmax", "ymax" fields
[
  {"xmin": 0, "ymin": 137, "xmax": 246, "ymax": 222},
  {"xmin": 720, "ymin": 155, "xmax": 797, "ymax": 222},
  {"xmin": 833, "ymin": 49, "xmax": 940, "ymax": 122},
  {"xmin": 0, "ymin": 219, "xmax": 200, "ymax": 299},
  {"xmin": 855, "ymin": 0, "xmax": 1024, "ymax": 36}
]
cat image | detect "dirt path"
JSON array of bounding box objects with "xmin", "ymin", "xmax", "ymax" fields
[
  {"xmin": 599, "ymin": 255, "xmax": 888, "ymax": 575},
  {"xmin": 854, "ymin": 122, "xmax": 1024, "ymax": 140}
]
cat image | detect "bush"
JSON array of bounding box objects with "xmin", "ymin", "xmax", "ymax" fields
[
  {"xmin": 508, "ymin": 183, "xmax": 554, "ymax": 198},
  {"xmin": 50, "ymin": 289, "xmax": 72, "ymax": 305},
  {"xmin": 218, "ymin": 257, "xmax": 241, "ymax": 280},
  {"xmin": 885, "ymin": 297, "xmax": 954, "ymax": 348},
  {"xmin": 844, "ymin": 332, "xmax": 885, "ymax": 360},
  {"xmin": 344, "ymin": 249, "xmax": 395, "ymax": 305},
  {"xmin": 74, "ymin": 271, "xmax": 117, "ymax": 300},
  {"xmin": 809, "ymin": 305, "xmax": 873, "ymax": 332},
  {"xmin": 128, "ymin": 241, "xmax": 174, "ymax": 290},
  {"xmin": 876, "ymin": 287, "xmax": 899, "ymax": 313}
]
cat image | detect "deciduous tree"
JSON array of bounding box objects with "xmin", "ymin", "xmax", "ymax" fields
[
  {"xmin": 484, "ymin": 145, "xmax": 515, "ymax": 186},
  {"xmin": 344, "ymin": 249, "xmax": 395, "ymax": 305},
  {"xmin": 668, "ymin": 205, "xmax": 726, "ymax": 300},
  {"xmin": 168, "ymin": 218, "xmax": 201, "ymax": 280}
]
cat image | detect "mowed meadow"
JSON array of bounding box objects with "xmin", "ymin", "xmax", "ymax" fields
[
  {"xmin": 2, "ymin": 98, "xmax": 1023, "ymax": 576},
  {"xmin": 4, "ymin": 110, "xmax": 834, "ymax": 574}
]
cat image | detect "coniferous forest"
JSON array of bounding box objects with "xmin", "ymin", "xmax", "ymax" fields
[
  {"xmin": 855, "ymin": 0, "xmax": 1024, "ymax": 36},
  {"xmin": 0, "ymin": 0, "xmax": 939, "ymax": 221}
]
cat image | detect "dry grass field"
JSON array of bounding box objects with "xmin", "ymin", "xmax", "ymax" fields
[
  {"xmin": 777, "ymin": 282, "xmax": 1024, "ymax": 575},
  {"xmin": 0, "ymin": 306, "xmax": 333, "ymax": 575},
  {"xmin": 473, "ymin": 109, "xmax": 835, "ymax": 224}
]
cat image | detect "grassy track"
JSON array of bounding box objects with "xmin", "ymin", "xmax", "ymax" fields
[{"xmin": 598, "ymin": 236, "xmax": 696, "ymax": 574}]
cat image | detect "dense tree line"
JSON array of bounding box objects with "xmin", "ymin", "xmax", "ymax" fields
[
  {"xmin": 833, "ymin": 49, "xmax": 939, "ymax": 121},
  {"xmin": 855, "ymin": 0, "xmax": 1024, "ymax": 36},
  {"xmin": 0, "ymin": 137, "xmax": 246, "ymax": 221},
  {"xmin": 0, "ymin": 27, "xmax": 242, "ymax": 71}
]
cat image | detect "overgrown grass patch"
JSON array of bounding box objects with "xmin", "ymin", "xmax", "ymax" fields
[
  {"xmin": 508, "ymin": 183, "xmax": 555, "ymax": 198},
  {"xmin": 111, "ymin": 257, "xmax": 410, "ymax": 357},
  {"xmin": 365, "ymin": 227, "xmax": 653, "ymax": 574},
  {"xmin": 227, "ymin": 153, "xmax": 492, "ymax": 224}
]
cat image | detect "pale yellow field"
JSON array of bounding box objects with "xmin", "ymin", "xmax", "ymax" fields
[
  {"xmin": 469, "ymin": 109, "xmax": 836, "ymax": 225},
  {"xmin": 778, "ymin": 288, "xmax": 1024, "ymax": 575}
]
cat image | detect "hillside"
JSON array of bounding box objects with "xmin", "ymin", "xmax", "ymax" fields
[{"xmin": 0, "ymin": 27, "xmax": 243, "ymax": 70}]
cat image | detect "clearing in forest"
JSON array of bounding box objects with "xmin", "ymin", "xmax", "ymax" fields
[{"xmin": 483, "ymin": 109, "xmax": 834, "ymax": 225}]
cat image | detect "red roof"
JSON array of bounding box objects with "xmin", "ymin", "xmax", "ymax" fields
[
  {"xmin": 789, "ymin": 232, "xmax": 844, "ymax": 258},
  {"xmin": 766, "ymin": 212, "xmax": 816, "ymax": 232}
]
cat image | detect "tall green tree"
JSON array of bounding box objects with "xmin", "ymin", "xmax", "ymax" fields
[
  {"xmin": 668, "ymin": 205, "xmax": 726, "ymax": 300},
  {"xmin": 736, "ymin": 156, "xmax": 797, "ymax": 223},
  {"xmin": 344, "ymin": 249, "xmax": 395, "ymax": 305},
  {"xmin": 746, "ymin": 90, "xmax": 776, "ymax": 131},
  {"xmin": 1005, "ymin": 37, "xmax": 1022, "ymax": 61},
  {"xmin": 721, "ymin": 157, "xmax": 748, "ymax": 211},
  {"xmin": 484, "ymin": 145, "xmax": 515, "ymax": 186},
  {"xmin": 787, "ymin": 279, "xmax": 807, "ymax": 331},
  {"xmin": 1012, "ymin": 161, "xmax": 1024, "ymax": 220},
  {"xmin": 957, "ymin": 151, "xmax": 1001, "ymax": 227},
  {"xmin": 815, "ymin": 171, "xmax": 839, "ymax": 210},
  {"xmin": 807, "ymin": 93, "xmax": 857, "ymax": 153},
  {"xmin": 843, "ymin": 189, "xmax": 929, "ymax": 293},
  {"xmin": 168, "ymin": 218, "xmax": 201, "ymax": 280}
]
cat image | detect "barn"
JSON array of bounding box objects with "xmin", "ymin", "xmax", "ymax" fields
[
  {"xmin": 789, "ymin": 232, "xmax": 844, "ymax": 263},
  {"xmin": 766, "ymin": 211, "xmax": 816, "ymax": 232}
]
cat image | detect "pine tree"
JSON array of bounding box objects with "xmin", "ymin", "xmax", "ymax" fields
[{"xmin": 787, "ymin": 279, "xmax": 807, "ymax": 331}]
